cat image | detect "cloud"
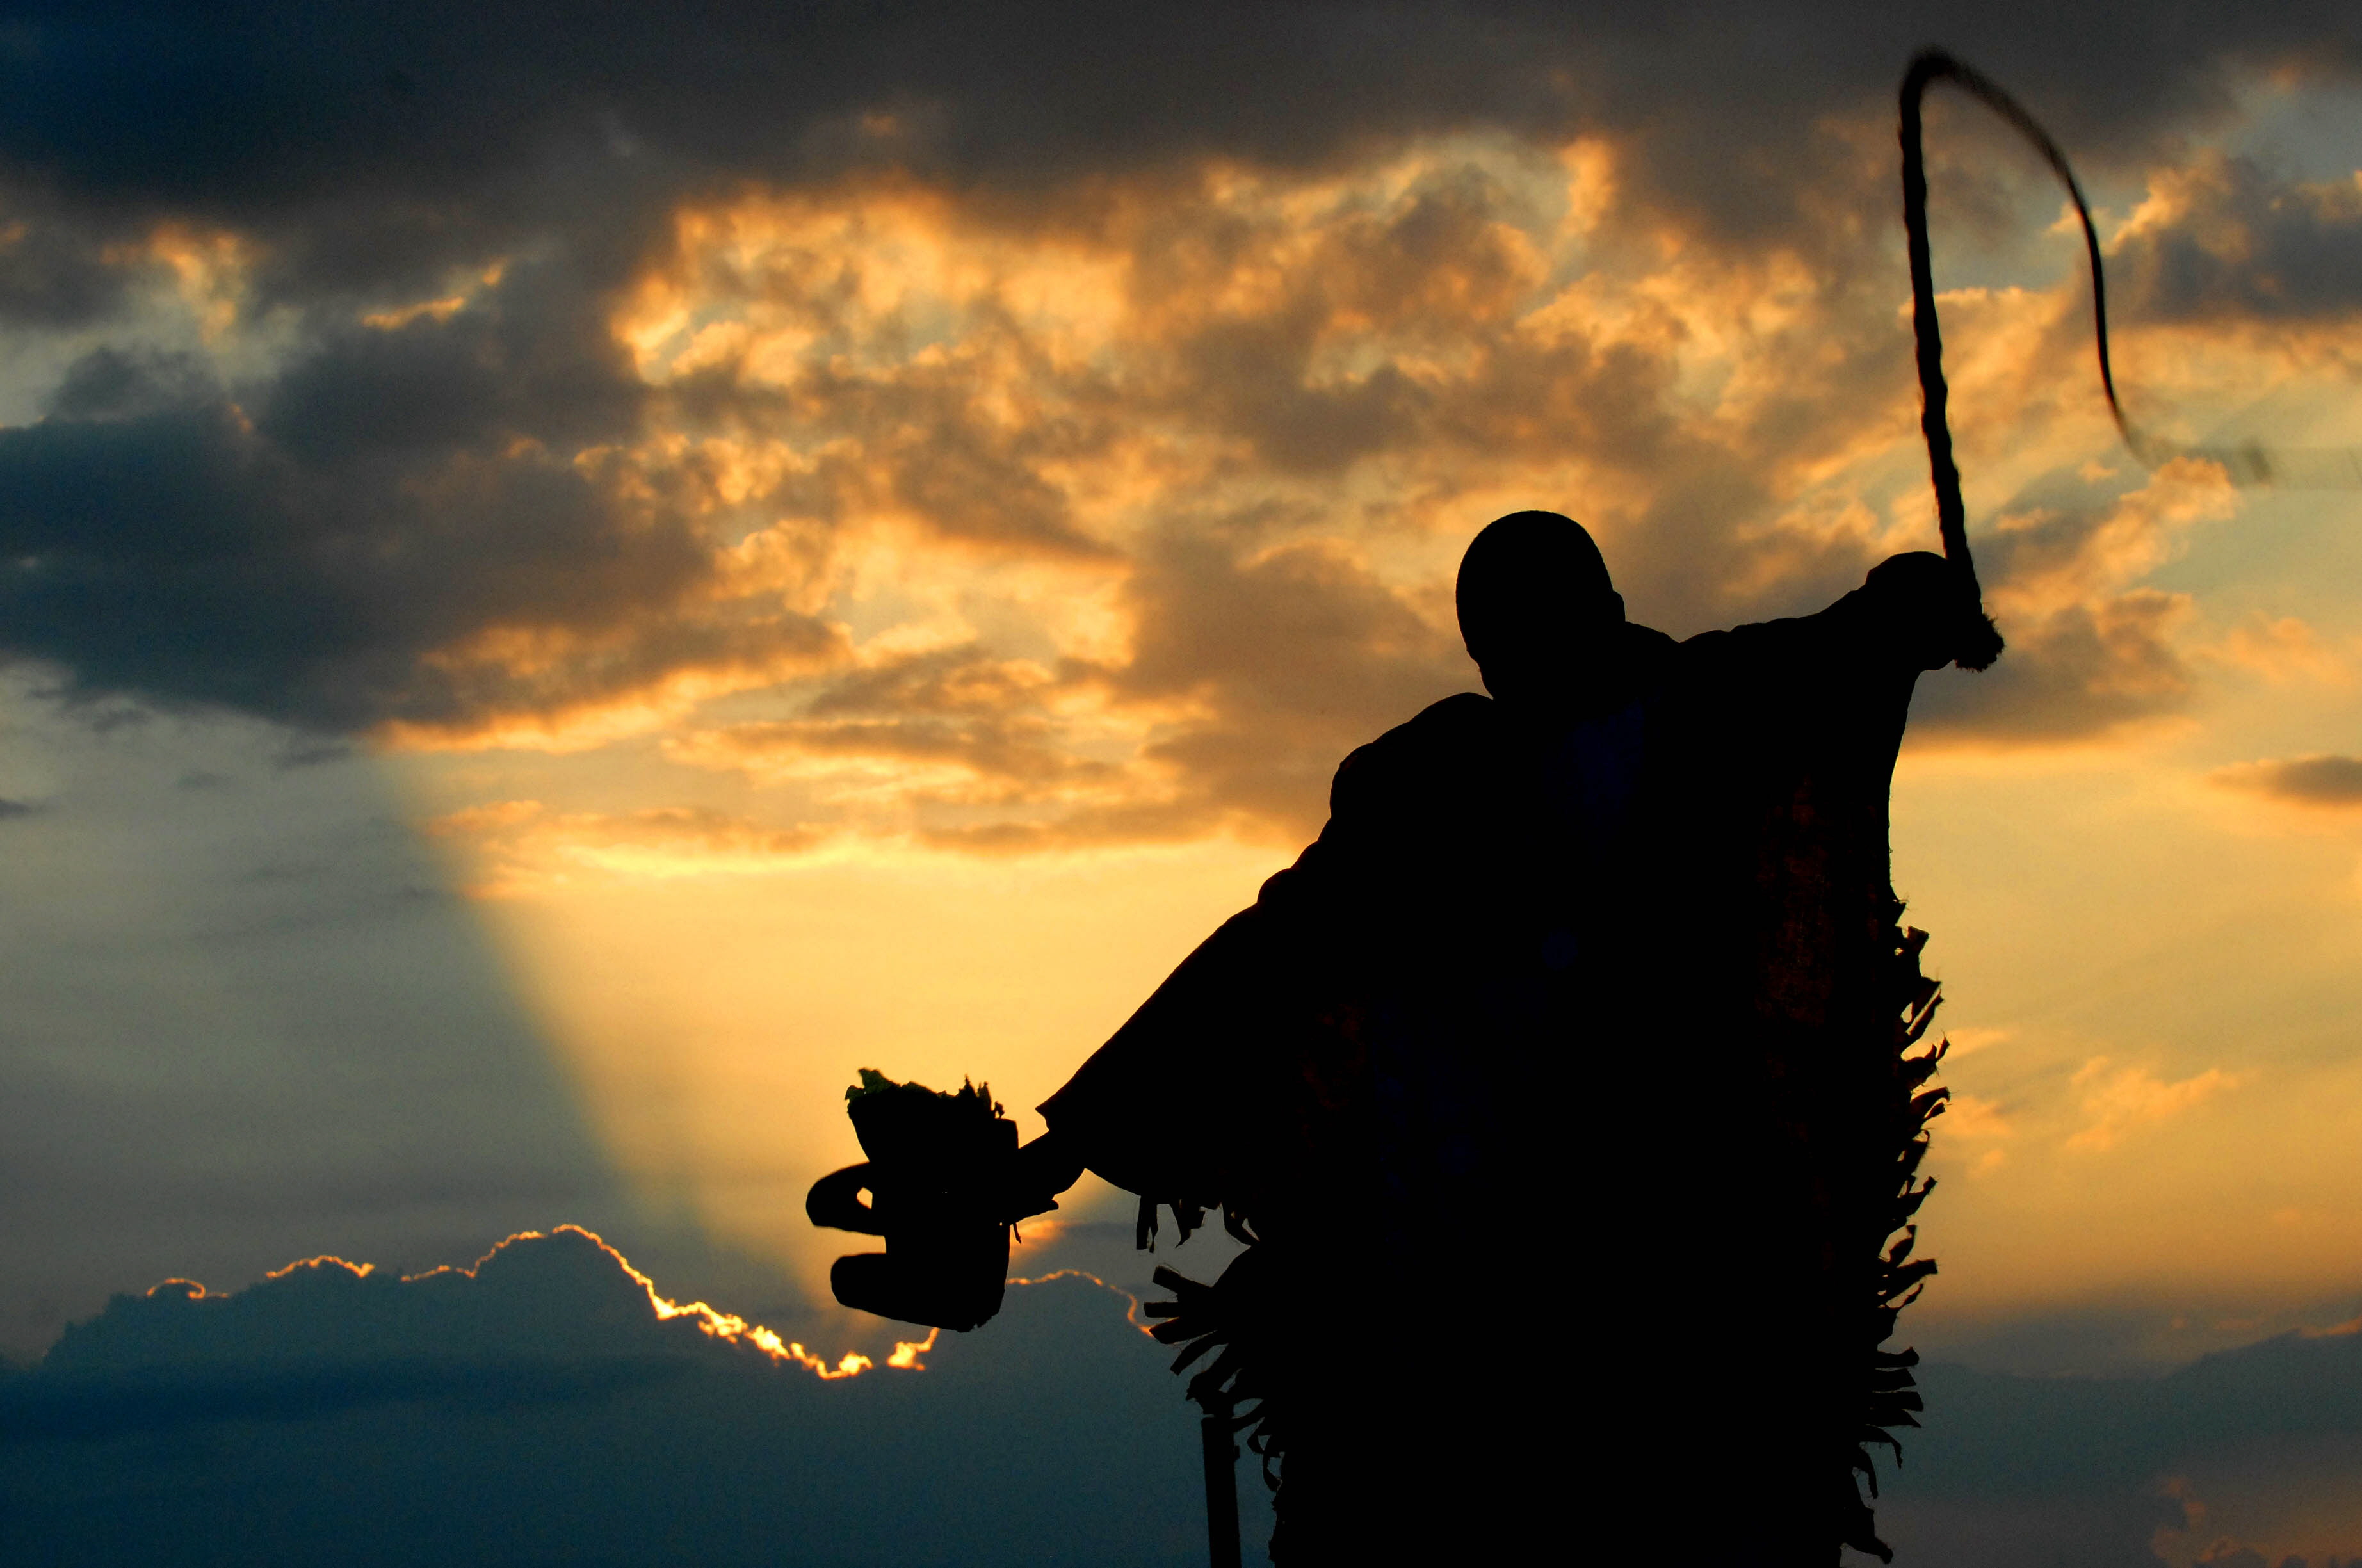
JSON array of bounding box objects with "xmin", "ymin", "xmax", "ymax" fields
[
  {"xmin": 658, "ymin": 531, "xmax": 1473, "ymax": 853},
  {"xmin": 0, "ymin": 1227, "xmax": 1266, "ymax": 1567},
  {"xmin": 1108, "ymin": 529, "xmax": 1471, "ymax": 837},
  {"xmin": 1939, "ymin": 1092, "xmax": 2014, "ymax": 1177},
  {"xmin": 0, "ymin": 343, "xmax": 848, "ymax": 740},
  {"xmin": 13, "ymin": 1227, "xmax": 2362, "ymax": 1568},
  {"xmin": 1909, "ymin": 462, "xmax": 2247, "ymax": 747},
  {"xmin": 1942, "ymin": 1092, "xmax": 2014, "ymax": 1142},
  {"xmin": 1980, "ymin": 464, "xmax": 2240, "ymax": 621},
  {"xmin": 2115, "ymin": 152, "xmax": 2362, "ymax": 323},
  {"xmin": 0, "ymin": 4, "xmax": 2347, "ymax": 850},
  {"xmin": 2066, "ymin": 1057, "xmax": 2245, "ymax": 1153},
  {"xmin": 665, "ymin": 645, "xmax": 1119, "ymax": 808},
  {"xmin": 1871, "ymin": 1328, "xmax": 2362, "ymax": 1568},
  {"xmin": 426, "ymin": 802, "xmax": 834, "ymax": 891},
  {"xmin": 24, "ymin": 1228, "xmax": 901, "ymax": 1403},
  {"xmin": 2212, "ymin": 754, "xmax": 2362, "ymax": 808},
  {"xmin": 0, "ymin": 198, "xmax": 136, "ymax": 326},
  {"xmin": 3, "ymin": 3, "xmax": 2350, "ymax": 267},
  {"xmin": 2203, "ymin": 616, "xmax": 2352, "ymax": 687},
  {"xmin": 1911, "ymin": 588, "xmax": 2197, "ymax": 745}
]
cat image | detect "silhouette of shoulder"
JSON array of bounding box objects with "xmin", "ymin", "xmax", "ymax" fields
[
  {"xmin": 1325, "ymin": 691, "xmax": 1496, "ymax": 822},
  {"xmin": 1040, "ymin": 690, "xmax": 1509, "ymax": 1197}
]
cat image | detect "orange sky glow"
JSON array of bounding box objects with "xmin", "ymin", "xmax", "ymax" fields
[
  {"xmin": 245, "ymin": 92, "xmax": 2358, "ymax": 1371},
  {"xmin": 6, "ymin": 60, "xmax": 2361, "ymax": 1389}
]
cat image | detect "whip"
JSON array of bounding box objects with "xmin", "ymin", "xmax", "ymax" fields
[{"xmin": 1902, "ymin": 45, "xmax": 2361, "ymax": 571}]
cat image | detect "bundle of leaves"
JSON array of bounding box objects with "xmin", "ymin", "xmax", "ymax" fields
[{"xmin": 845, "ymin": 1067, "xmax": 1004, "ymax": 1120}]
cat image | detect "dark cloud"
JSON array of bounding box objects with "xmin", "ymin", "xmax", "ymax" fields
[
  {"xmin": 0, "ymin": 200, "xmax": 135, "ymax": 326},
  {"xmin": 10, "ymin": 1232, "xmax": 713, "ymax": 1441},
  {"xmin": 0, "ymin": 796, "xmax": 36, "ymax": 817},
  {"xmin": 258, "ymin": 270, "xmax": 645, "ymax": 462},
  {"xmin": 1871, "ymin": 1328, "xmax": 2362, "ymax": 1567},
  {"xmin": 2212, "ymin": 753, "xmax": 2362, "ymax": 807},
  {"xmin": 274, "ymin": 740, "xmax": 352, "ymax": 770},
  {"xmin": 45, "ymin": 342, "xmax": 211, "ymax": 419},
  {"xmin": 10, "ymin": 1225, "xmax": 2362, "ymax": 1567},
  {"xmin": 1900, "ymin": 457, "xmax": 2236, "ymax": 747},
  {"xmin": 0, "ymin": 343, "xmax": 837, "ymax": 733},
  {"xmin": 0, "ymin": 2, "xmax": 2344, "ymax": 759},
  {"xmin": 1, "ymin": 3, "xmax": 2350, "ymax": 262},
  {"xmin": 2117, "ymin": 152, "xmax": 2362, "ymax": 322},
  {"xmin": 0, "ymin": 1228, "xmax": 1270, "ymax": 1567},
  {"xmin": 1908, "ymin": 590, "xmax": 2194, "ymax": 746}
]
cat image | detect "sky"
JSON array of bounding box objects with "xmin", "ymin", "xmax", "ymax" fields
[{"xmin": 2, "ymin": 3, "xmax": 2362, "ymax": 1564}]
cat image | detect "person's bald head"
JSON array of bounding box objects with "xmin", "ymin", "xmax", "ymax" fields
[{"xmin": 1456, "ymin": 510, "xmax": 1626, "ymax": 703}]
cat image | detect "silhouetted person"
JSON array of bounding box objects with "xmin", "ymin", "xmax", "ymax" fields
[{"xmin": 1014, "ymin": 512, "xmax": 1982, "ymax": 1564}]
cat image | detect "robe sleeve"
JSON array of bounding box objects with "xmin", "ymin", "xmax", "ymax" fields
[
  {"xmin": 1035, "ymin": 693, "xmax": 1496, "ymax": 1205},
  {"xmin": 1643, "ymin": 550, "xmax": 1984, "ymax": 1035}
]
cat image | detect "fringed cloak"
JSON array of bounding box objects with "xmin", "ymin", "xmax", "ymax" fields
[{"xmin": 1043, "ymin": 550, "xmax": 1979, "ymax": 1565}]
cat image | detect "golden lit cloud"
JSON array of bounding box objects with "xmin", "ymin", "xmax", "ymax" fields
[
  {"xmin": 1943, "ymin": 1092, "xmax": 2016, "ymax": 1142},
  {"xmin": 427, "ymin": 801, "xmax": 834, "ymax": 894},
  {"xmin": 1983, "ymin": 462, "xmax": 2239, "ymax": 621},
  {"xmin": 2201, "ymin": 615, "xmax": 2354, "ymax": 686},
  {"xmin": 316, "ymin": 120, "xmax": 2333, "ymax": 839},
  {"xmin": 2211, "ymin": 754, "xmax": 2362, "ymax": 810},
  {"xmin": 2065, "ymin": 1058, "xmax": 2245, "ymax": 1152},
  {"xmin": 185, "ymin": 1227, "xmax": 941, "ymax": 1382}
]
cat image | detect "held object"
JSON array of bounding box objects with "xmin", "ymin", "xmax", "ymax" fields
[{"xmin": 805, "ymin": 1073, "xmax": 1019, "ymax": 1332}]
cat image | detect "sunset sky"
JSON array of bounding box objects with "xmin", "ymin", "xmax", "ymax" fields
[{"xmin": 3, "ymin": 4, "xmax": 2362, "ymax": 1563}]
